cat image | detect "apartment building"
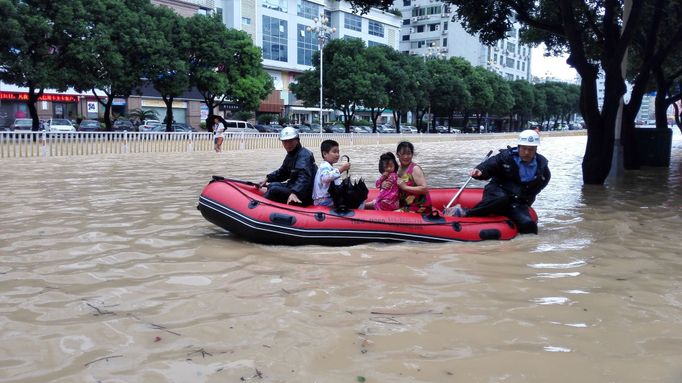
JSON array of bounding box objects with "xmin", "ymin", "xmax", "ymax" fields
[
  {"xmin": 398, "ymin": 0, "xmax": 532, "ymax": 81},
  {"xmin": 216, "ymin": 0, "xmax": 401, "ymax": 123}
]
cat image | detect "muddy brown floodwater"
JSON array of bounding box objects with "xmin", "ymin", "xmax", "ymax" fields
[{"xmin": 1, "ymin": 132, "xmax": 681, "ymax": 383}]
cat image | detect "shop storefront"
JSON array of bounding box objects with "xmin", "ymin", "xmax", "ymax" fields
[
  {"xmin": 0, "ymin": 91, "xmax": 80, "ymax": 129},
  {"xmin": 141, "ymin": 99, "xmax": 187, "ymax": 123}
]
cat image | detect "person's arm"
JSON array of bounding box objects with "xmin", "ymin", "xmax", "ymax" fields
[
  {"xmin": 319, "ymin": 164, "xmax": 341, "ymax": 185},
  {"xmin": 471, "ymin": 153, "xmax": 501, "ymax": 180},
  {"xmin": 266, "ymin": 159, "xmax": 290, "ymax": 183},
  {"xmin": 398, "ymin": 164, "xmax": 429, "ymax": 195}
]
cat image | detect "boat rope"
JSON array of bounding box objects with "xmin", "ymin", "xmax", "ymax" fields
[{"xmin": 218, "ymin": 179, "xmax": 514, "ymax": 228}]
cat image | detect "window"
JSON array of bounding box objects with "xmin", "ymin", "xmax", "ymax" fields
[
  {"xmin": 443, "ymin": 38, "xmax": 447, "ymax": 47},
  {"xmin": 416, "ymin": 25, "xmax": 424, "ymax": 33},
  {"xmin": 368, "ymin": 21, "xmax": 384, "ymax": 37},
  {"xmin": 403, "ymin": 18, "xmax": 410, "ymax": 25},
  {"xmin": 242, "ymin": 17, "xmax": 251, "ymax": 25},
  {"xmin": 402, "ymin": 34, "xmax": 410, "ymax": 41},
  {"xmin": 506, "ymin": 57, "xmax": 515, "ymax": 68},
  {"xmin": 403, "ymin": 0, "xmax": 411, "ymax": 5},
  {"xmin": 368, "ymin": 41, "xmax": 383, "ymax": 47},
  {"xmin": 262, "ymin": 0, "xmax": 287, "ymax": 12},
  {"xmin": 344, "ymin": 13, "xmax": 362, "ymax": 31},
  {"xmin": 263, "ymin": 16, "xmax": 288, "ymax": 62},
  {"xmin": 429, "ymin": 23, "xmax": 438, "ymax": 32},
  {"xmin": 297, "ymin": 0, "xmax": 320, "ymax": 20},
  {"xmin": 297, "ymin": 24, "xmax": 316, "ymax": 66},
  {"xmin": 443, "ymin": 22, "xmax": 448, "ymax": 30},
  {"xmin": 507, "ymin": 42, "xmax": 515, "ymax": 53}
]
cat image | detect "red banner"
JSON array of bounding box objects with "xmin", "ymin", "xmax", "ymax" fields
[{"xmin": 0, "ymin": 91, "xmax": 79, "ymax": 103}]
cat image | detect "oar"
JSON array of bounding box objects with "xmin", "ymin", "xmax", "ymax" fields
[{"xmin": 445, "ymin": 150, "xmax": 494, "ymax": 210}]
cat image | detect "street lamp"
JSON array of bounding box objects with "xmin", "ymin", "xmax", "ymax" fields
[{"xmin": 307, "ymin": 13, "xmax": 335, "ymax": 134}]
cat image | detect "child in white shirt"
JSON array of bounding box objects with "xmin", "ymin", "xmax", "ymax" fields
[{"xmin": 312, "ymin": 139, "xmax": 350, "ymax": 206}]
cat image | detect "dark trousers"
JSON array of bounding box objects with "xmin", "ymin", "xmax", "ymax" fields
[
  {"xmin": 467, "ymin": 185, "xmax": 537, "ymax": 234},
  {"xmin": 264, "ymin": 182, "xmax": 313, "ymax": 206},
  {"xmin": 264, "ymin": 182, "xmax": 291, "ymax": 204}
]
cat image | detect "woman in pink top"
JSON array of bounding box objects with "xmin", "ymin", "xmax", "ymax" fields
[{"xmin": 365, "ymin": 152, "xmax": 400, "ymax": 211}]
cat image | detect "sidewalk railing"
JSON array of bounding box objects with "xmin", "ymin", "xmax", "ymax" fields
[
  {"xmin": 1, "ymin": 130, "xmax": 585, "ymax": 159},
  {"xmin": 0, "ymin": 130, "xmax": 472, "ymax": 159}
]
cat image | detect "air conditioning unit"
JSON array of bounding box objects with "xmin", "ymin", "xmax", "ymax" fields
[
  {"xmin": 434, "ymin": 24, "xmax": 440, "ymax": 30},
  {"xmin": 409, "ymin": 27, "xmax": 415, "ymax": 33},
  {"xmin": 411, "ymin": 17, "xmax": 419, "ymax": 22},
  {"xmin": 442, "ymin": 29, "xmax": 447, "ymax": 35}
]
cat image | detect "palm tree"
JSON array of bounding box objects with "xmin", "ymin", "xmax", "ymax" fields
[{"xmin": 127, "ymin": 108, "xmax": 159, "ymax": 124}]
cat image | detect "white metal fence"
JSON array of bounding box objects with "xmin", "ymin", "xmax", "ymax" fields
[{"xmin": 0, "ymin": 130, "xmax": 478, "ymax": 159}]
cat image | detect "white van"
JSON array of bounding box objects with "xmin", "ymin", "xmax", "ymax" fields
[{"xmin": 223, "ymin": 120, "xmax": 258, "ymax": 133}]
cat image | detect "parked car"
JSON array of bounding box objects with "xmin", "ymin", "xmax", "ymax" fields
[
  {"xmin": 48, "ymin": 118, "xmax": 76, "ymax": 132},
  {"xmin": 10, "ymin": 118, "xmax": 34, "ymax": 131},
  {"xmin": 223, "ymin": 120, "xmax": 258, "ymax": 133},
  {"xmin": 78, "ymin": 120, "xmax": 101, "ymax": 132},
  {"xmin": 378, "ymin": 124, "xmax": 396, "ymax": 133},
  {"xmin": 171, "ymin": 123, "xmax": 195, "ymax": 132},
  {"xmin": 324, "ymin": 123, "xmax": 346, "ymax": 133},
  {"xmin": 269, "ymin": 124, "xmax": 284, "ymax": 133},
  {"xmin": 139, "ymin": 120, "xmax": 162, "ymax": 132},
  {"xmin": 294, "ymin": 124, "xmax": 313, "ymax": 133},
  {"xmin": 112, "ymin": 120, "xmax": 135, "ymax": 131},
  {"xmin": 352, "ymin": 126, "xmax": 372, "ymax": 133},
  {"xmin": 254, "ymin": 124, "xmax": 276, "ymax": 133},
  {"xmin": 399, "ymin": 125, "xmax": 417, "ymax": 134}
]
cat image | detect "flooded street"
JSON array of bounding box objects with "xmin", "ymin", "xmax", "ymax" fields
[{"xmin": 1, "ymin": 132, "xmax": 682, "ymax": 383}]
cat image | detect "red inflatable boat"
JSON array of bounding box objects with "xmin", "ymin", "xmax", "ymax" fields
[{"xmin": 198, "ymin": 177, "xmax": 536, "ymax": 246}]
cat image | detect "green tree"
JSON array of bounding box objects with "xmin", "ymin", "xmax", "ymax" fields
[
  {"xmin": 361, "ymin": 45, "xmax": 391, "ymax": 131},
  {"xmin": 290, "ymin": 38, "xmax": 369, "ymax": 132},
  {"xmin": 146, "ymin": 6, "xmax": 190, "ymax": 131},
  {"xmin": 127, "ymin": 108, "xmax": 159, "ymax": 124},
  {"xmin": 465, "ymin": 67, "xmax": 493, "ymax": 130},
  {"xmin": 510, "ymin": 80, "xmax": 535, "ymax": 130},
  {"xmin": 0, "ymin": 0, "xmax": 93, "ymax": 130},
  {"xmin": 187, "ymin": 14, "xmax": 272, "ymax": 128},
  {"xmin": 73, "ymin": 0, "xmax": 155, "ymax": 130},
  {"xmin": 484, "ymin": 70, "xmax": 513, "ymax": 132},
  {"xmin": 385, "ymin": 52, "xmax": 422, "ymax": 130}
]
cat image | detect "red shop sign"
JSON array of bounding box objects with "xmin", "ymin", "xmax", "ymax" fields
[{"xmin": 0, "ymin": 91, "xmax": 79, "ymax": 103}]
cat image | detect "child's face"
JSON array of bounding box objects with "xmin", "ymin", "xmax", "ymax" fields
[
  {"xmin": 323, "ymin": 146, "xmax": 341, "ymax": 164},
  {"xmin": 384, "ymin": 160, "xmax": 395, "ymax": 173}
]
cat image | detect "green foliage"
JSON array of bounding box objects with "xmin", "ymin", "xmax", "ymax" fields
[
  {"xmin": 186, "ymin": 14, "xmax": 273, "ymax": 127},
  {"xmin": 257, "ymin": 114, "xmax": 279, "ymax": 124},
  {"xmin": 127, "ymin": 109, "xmax": 159, "ymax": 122},
  {"xmin": 233, "ymin": 111, "xmax": 253, "ymax": 121}
]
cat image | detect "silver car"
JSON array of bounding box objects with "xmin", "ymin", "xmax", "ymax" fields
[{"xmin": 48, "ymin": 118, "xmax": 76, "ymax": 132}]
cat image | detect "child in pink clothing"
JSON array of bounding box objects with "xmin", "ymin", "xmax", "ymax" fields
[{"xmin": 366, "ymin": 152, "xmax": 400, "ymax": 211}]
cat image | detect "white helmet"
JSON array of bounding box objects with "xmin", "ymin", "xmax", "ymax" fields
[
  {"xmin": 518, "ymin": 129, "xmax": 540, "ymax": 146},
  {"xmin": 279, "ymin": 126, "xmax": 299, "ymax": 141}
]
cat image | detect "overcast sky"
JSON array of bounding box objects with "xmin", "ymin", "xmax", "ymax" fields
[{"xmin": 531, "ymin": 44, "xmax": 578, "ymax": 81}]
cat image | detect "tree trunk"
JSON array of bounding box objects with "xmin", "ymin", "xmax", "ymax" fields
[
  {"xmin": 27, "ymin": 84, "xmax": 44, "ymax": 132},
  {"xmin": 162, "ymin": 95, "xmax": 174, "ymax": 132},
  {"xmin": 581, "ymin": 64, "xmax": 625, "ymax": 185}
]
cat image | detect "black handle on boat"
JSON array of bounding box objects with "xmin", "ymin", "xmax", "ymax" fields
[
  {"xmin": 212, "ymin": 176, "xmax": 259, "ymax": 187},
  {"xmin": 445, "ymin": 150, "xmax": 494, "ymax": 209},
  {"xmin": 340, "ymin": 155, "xmax": 351, "ymax": 176}
]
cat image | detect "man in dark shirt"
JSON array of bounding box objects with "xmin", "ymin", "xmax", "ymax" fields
[
  {"xmin": 259, "ymin": 127, "xmax": 317, "ymax": 206},
  {"xmin": 462, "ymin": 129, "xmax": 551, "ymax": 234}
]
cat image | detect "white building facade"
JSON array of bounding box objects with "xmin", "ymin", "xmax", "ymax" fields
[
  {"xmin": 215, "ymin": 0, "xmax": 401, "ymax": 124},
  {"xmin": 398, "ymin": 0, "xmax": 532, "ymax": 81}
]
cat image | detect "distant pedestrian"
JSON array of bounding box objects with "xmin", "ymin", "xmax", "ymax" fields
[{"xmin": 213, "ymin": 116, "xmax": 226, "ymax": 152}]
